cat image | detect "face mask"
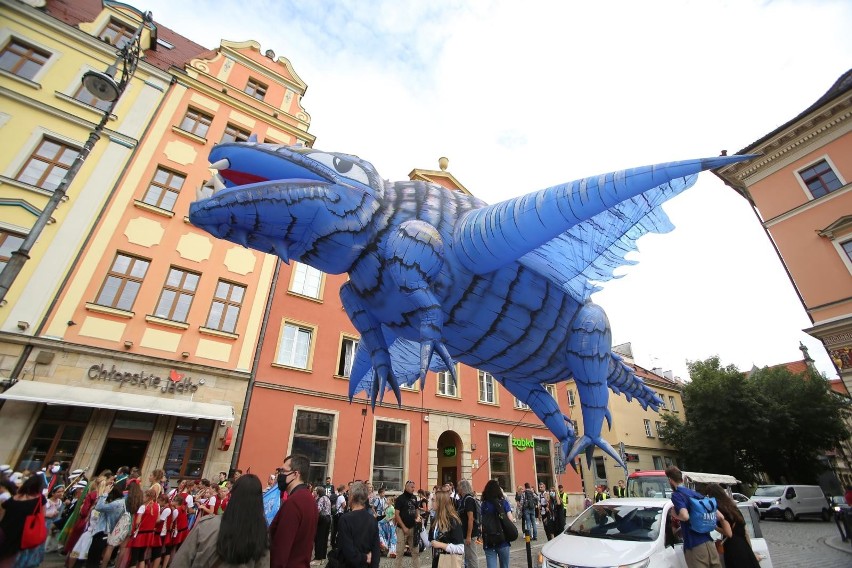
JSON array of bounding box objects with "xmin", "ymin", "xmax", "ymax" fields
[{"xmin": 51, "ymin": 465, "xmax": 60, "ymax": 473}]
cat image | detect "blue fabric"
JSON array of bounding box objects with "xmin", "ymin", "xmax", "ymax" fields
[
  {"xmin": 91, "ymin": 496, "xmax": 124, "ymax": 535},
  {"xmin": 263, "ymin": 486, "xmax": 281, "ymax": 525},
  {"xmin": 671, "ymin": 486, "xmax": 712, "ymax": 550},
  {"xmin": 189, "ymin": 143, "xmax": 753, "ymax": 471}
]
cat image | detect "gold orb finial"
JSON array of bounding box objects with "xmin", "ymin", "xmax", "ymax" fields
[{"xmin": 438, "ymin": 157, "xmax": 449, "ymax": 171}]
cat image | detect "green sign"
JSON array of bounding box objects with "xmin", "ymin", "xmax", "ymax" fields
[
  {"xmin": 443, "ymin": 446, "xmax": 456, "ymax": 457},
  {"xmin": 511, "ymin": 437, "xmax": 535, "ymax": 451}
]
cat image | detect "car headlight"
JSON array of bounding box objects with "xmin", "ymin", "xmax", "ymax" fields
[
  {"xmin": 834, "ymin": 505, "xmax": 841, "ymax": 512},
  {"xmin": 619, "ymin": 559, "xmax": 650, "ymax": 568},
  {"xmin": 772, "ymin": 499, "xmax": 781, "ymax": 506}
]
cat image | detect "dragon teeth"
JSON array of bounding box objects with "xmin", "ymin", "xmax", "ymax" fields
[
  {"xmin": 211, "ymin": 174, "xmax": 226, "ymax": 191},
  {"xmin": 209, "ymin": 158, "xmax": 230, "ymax": 170}
]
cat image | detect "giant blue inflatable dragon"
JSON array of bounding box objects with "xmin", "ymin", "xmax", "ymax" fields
[{"xmin": 188, "ymin": 142, "xmax": 748, "ymax": 468}]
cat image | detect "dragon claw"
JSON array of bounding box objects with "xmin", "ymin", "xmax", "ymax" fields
[{"xmin": 418, "ymin": 339, "xmax": 456, "ymax": 388}]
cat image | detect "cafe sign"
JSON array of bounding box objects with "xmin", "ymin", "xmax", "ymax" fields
[
  {"xmin": 88, "ymin": 364, "xmax": 204, "ymax": 394},
  {"xmin": 511, "ymin": 436, "xmax": 535, "ymax": 451},
  {"xmin": 443, "ymin": 446, "xmax": 456, "ymax": 457}
]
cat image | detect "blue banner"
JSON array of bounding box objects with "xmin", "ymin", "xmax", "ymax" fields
[{"xmin": 263, "ymin": 486, "xmax": 280, "ymax": 525}]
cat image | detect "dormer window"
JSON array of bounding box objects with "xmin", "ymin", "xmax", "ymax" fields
[
  {"xmin": 245, "ymin": 78, "xmax": 267, "ymax": 101},
  {"xmin": 100, "ymin": 19, "xmax": 136, "ymax": 49}
]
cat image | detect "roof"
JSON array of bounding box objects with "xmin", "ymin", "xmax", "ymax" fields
[
  {"xmin": 45, "ymin": 0, "xmax": 212, "ymax": 72},
  {"xmin": 734, "ymin": 68, "xmax": 852, "ymax": 155},
  {"xmin": 829, "ymin": 378, "xmax": 850, "ymax": 396}
]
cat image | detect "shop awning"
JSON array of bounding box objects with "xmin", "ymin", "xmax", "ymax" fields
[{"xmin": 0, "ymin": 381, "xmax": 234, "ymax": 422}]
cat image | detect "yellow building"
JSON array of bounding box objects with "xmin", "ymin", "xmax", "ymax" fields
[
  {"xmin": 0, "ymin": 0, "xmax": 171, "ymax": 336},
  {"xmin": 567, "ymin": 343, "xmax": 683, "ymax": 495},
  {"xmin": 0, "ymin": 0, "xmax": 315, "ymax": 481}
]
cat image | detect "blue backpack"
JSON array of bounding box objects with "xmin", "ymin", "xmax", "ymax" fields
[{"xmin": 679, "ymin": 488, "xmax": 718, "ymax": 533}]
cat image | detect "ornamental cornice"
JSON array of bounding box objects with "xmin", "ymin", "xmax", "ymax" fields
[{"xmin": 717, "ymin": 96, "xmax": 851, "ymax": 185}]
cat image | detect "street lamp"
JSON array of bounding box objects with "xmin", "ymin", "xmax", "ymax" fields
[{"xmin": 0, "ymin": 11, "xmax": 153, "ymax": 305}]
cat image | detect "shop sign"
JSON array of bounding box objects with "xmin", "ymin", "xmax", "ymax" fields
[
  {"xmin": 443, "ymin": 446, "xmax": 456, "ymax": 457},
  {"xmin": 511, "ymin": 436, "xmax": 535, "ymax": 451},
  {"xmin": 88, "ymin": 364, "xmax": 204, "ymax": 394}
]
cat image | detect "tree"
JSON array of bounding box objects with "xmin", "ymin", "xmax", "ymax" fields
[{"xmin": 658, "ymin": 356, "xmax": 849, "ymax": 485}]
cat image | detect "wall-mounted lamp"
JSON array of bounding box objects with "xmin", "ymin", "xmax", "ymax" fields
[
  {"xmin": 16, "ymin": 321, "xmax": 29, "ymax": 331},
  {"xmin": 361, "ymin": 408, "xmax": 368, "ymax": 416},
  {"xmin": 181, "ymin": 351, "xmax": 190, "ymax": 358},
  {"xmin": 67, "ymin": 320, "xmax": 77, "ymax": 326},
  {"xmin": 424, "ymin": 415, "xmax": 430, "ymax": 422},
  {"xmin": 471, "ymin": 443, "xmax": 477, "ymax": 451},
  {"xmin": 123, "ymin": 340, "xmax": 133, "ymax": 349}
]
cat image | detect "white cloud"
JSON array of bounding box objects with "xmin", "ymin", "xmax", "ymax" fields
[{"xmin": 141, "ymin": 0, "xmax": 851, "ymax": 380}]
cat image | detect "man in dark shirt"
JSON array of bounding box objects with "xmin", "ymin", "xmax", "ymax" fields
[
  {"xmin": 666, "ymin": 466, "xmax": 720, "ymax": 568},
  {"xmin": 457, "ymin": 479, "xmax": 479, "ymax": 568},
  {"xmin": 393, "ymin": 480, "xmax": 420, "ymax": 568},
  {"xmin": 270, "ymin": 454, "xmax": 319, "ymax": 568}
]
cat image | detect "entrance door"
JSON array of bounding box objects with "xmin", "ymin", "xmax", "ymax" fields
[
  {"xmin": 441, "ymin": 467, "xmax": 457, "ymax": 485},
  {"xmin": 96, "ymin": 438, "xmax": 149, "ymax": 473}
]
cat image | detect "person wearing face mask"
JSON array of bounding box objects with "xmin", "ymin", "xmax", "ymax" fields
[{"xmin": 269, "ymin": 455, "xmax": 318, "ymax": 568}]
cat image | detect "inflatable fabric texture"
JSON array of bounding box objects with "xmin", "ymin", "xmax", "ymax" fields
[{"xmin": 188, "ymin": 142, "xmax": 751, "ymax": 469}]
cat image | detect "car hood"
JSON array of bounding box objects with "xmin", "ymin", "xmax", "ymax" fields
[{"xmin": 542, "ymin": 534, "xmax": 656, "ymax": 566}]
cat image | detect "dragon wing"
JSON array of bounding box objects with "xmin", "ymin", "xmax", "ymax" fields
[
  {"xmin": 517, "ymin": 176, "xmax": 688, "ymax": 301},
  {"xmin": 452, "ymin": 156, "xmax": 753, "ymax": 299}
]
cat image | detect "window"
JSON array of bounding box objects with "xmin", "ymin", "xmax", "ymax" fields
[
  {"xmin": 664, "ymin": 456, "xmax": 674, "ymax": 467},
  {"xmin": 292, "ymin": 410, "xmax": 334, "ymax": 484},
  {"xmin": 178, "ymin": 107, "xmax": 213, "ymax": 138},
  {"xmin": 644, "ymin": 419, "xmax": 653, "ymax": 437},
  {"xmin": 567, "ymin": 389, "xmax": 575, "ymax": 407},
  {"xmin": 571, "ymin": 420, "xmax": 578, "ymax": 433},
  {"xmin": 799, "ymin": 159, "xmax": 843, "ymax": 198},
  {"xmin": 478, "ymin": 370, "xmax": 495, "ymax": 403},
  {"xmin": 17, "ymin": 406, "xmax": 92, "ymax": 472},
  {"xmin": 245, "ymin": 78, "xmax": 267, "ymax": 100},
  {"xmin": 489, "ymin": 435, "xmax": 511, "ymax": 491},
  {"xmin": 0, "ymin": 231, "xmax": 25, "ymax": 272},
  {"xmin": 95, "ymin": 253, "xmax": 150, "ymax": 311},
  {"xmin": 154, "ymin": 267, "xmax": 200, "ymax": 322},
  {"xmin": 205, "ymin": 280, "xmax": 245, "ymax": 333},
  {"xmin": 545, "ymin": 384, "xmax": 557, "ymax": 400},
  {"xmin": 535, "ymin": 440, "xmax": 553, "ymax": 488},
  {"xmin": 100, "ymin": 19, "xmax": 136, "ymax": 48},
  {"xmin": 16, "ymin": 138, "xmax": 80, "ymax": 191},
  {"xmin": 164, "ymin": 418, "xmax": 214, "ymax": 480},
  {"xmin": 844, "ymin": 240, "xmax": 852, "ymax": 263},
  {"xmin": 142, "ymin": 167, "xmax": 185, "ymax": 211},
  {"xmin": 669, "ymin": 396, "xmax": 677, "ymax": 412},
  {"xmin": 290, "ymin": 263, "xmax": 323, "ymax": 299},
  {"xmin": 73, "ymin": 81, "xmax": 112, "ymax": 111},
  {"xmin": 655, "ymin": 421, "xmax": 664, "ymax": 439},
  {"xmin": 514, "ymin": 397, "xmax": 530, "ymax": 410},
  {"xmin": 0, "ymin": 38, "xmax": 50, "ymax": 80},
  {"xmin": 275, "ymin": 322, "xmax": 313, "ymax": 369},
  {"xmin": 593, "ymin": 455, "xmax": 607, "ymax": 481},
  {"xmin": 220, "ymin": 123, "xmax": 250, "ymax": 144},
  {"xmin": 652, "ymin": 455, "xmax": 664, "ymax": 470},
  {"xmin": 657, "ymin": 394, "xmax": 667, "ymax": 410},
  {"xmin": 373, "ymin": 420, "xmax": 406, "ymax": 491},
  {"xmin": 437, "ymin": 370, "xmax": 457, "ymax": 397},
  {"xmin": 337, "ymin": 336, "xmax": 358, "ymax": 377}
]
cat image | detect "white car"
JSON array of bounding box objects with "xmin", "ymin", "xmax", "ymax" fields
[{"xmin": 539, "ymin": 498, "xmax": 772, "ymax": 568}]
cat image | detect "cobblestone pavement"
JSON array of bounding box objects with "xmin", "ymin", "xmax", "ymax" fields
[
  {"xmin": 39, "ymin": 517, "xmax": 852, "ymax": 568},
  {"xmin": 759, "ymin": 517, "xmax": 852, "ymax": 568}
]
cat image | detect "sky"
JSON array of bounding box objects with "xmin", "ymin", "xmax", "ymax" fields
[{"xmin": 139, "ymin": 0, "xmax": 851, "ymax": 382}]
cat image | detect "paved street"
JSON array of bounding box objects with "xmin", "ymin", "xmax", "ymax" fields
[
  {"xmin": 39, "ymin": 516, "xmax": 852, "ymax": 568},
  {"xmin": 760, "ymin": 517, "xmax": 852, "ymax": 568}
]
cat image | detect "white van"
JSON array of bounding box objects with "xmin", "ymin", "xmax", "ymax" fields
[{"xmin": 749, "ymin": 484, "xmax": 830, "ymax": 521}]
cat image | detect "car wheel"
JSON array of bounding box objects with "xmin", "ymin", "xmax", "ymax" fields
[
  {"xmin": 821, "ymin": 508, "xmax": 831, "ymax": 522},
  {"xmin": 783, "ymin": 508, "xmax": 795, "ymax": 522}
]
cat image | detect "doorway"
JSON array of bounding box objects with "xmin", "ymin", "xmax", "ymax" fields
[
  {"xmin": 96, "ymin": 438, "xmax": 149, "ymax": 473},
  {"xmin": 441, "ymin": 467, "xmax": 458, "ymax": 485}
]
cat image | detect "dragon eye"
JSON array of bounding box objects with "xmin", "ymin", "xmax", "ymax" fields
[{"xmin": 307, "ymin": 152, "xmax": 371, "ymax": 186}]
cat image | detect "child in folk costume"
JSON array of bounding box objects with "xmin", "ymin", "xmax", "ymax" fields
[
  {"xmin": 129, "ymin": 488, "xmax": 160, "ymax": 568},
  {"xmin": 170, "ymin": 494, "xmax": 190, "ymax": 550},
  {"xmin": 149, "ymin": 492, "xmax": 172, "ymax": 568}
]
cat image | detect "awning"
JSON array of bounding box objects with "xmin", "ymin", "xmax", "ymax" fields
[
  {"xmin": 0, "ymin": 381, "xmax": 234, "ymax": 422},
  {"xmin": 683, "ymin": 471, "xmax": 741, "ymax": 485}
]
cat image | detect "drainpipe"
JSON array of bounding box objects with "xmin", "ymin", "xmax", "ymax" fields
[{"xmin": 230, "ymin": 257, "xmax": 282, "ymax": 471}]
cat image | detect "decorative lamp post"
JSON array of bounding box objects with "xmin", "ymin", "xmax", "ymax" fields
[{"xmin": 0, "ymin": 11, "xmax": 153, "ymax": 305}]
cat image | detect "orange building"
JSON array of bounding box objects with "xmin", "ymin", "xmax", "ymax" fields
[
  {"xmin": 715, "ymin": 69, "xmax": 852, "ymax": 393},
  {"xmin": 235, "ymin": 159, "xmax": 587, "ymax": 508},
  {"xmin": 0, "ymin": 0, "xmax": 314, "ymax": 482}
]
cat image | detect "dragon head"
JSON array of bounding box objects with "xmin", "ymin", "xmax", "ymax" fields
[{"xmin": 188, "ymin": 142, "xmax": 384, "ymax": 274}]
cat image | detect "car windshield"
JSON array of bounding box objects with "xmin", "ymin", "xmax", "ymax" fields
[
  {"xmin": 627, "ymin": 476, "xmax": 672, "ymax": 498},
  {"xmin": 753, "ymin": 486, "xmax": 784, "ymax": 497},
  {"xmin": 568, "ymin": 504, "xmax": 662, "ymax": 542}
]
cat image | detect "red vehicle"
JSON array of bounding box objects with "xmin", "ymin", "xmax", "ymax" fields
[{"xmin": 626, "ymin": 470, "xmax": 740, "ymax": 498}]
